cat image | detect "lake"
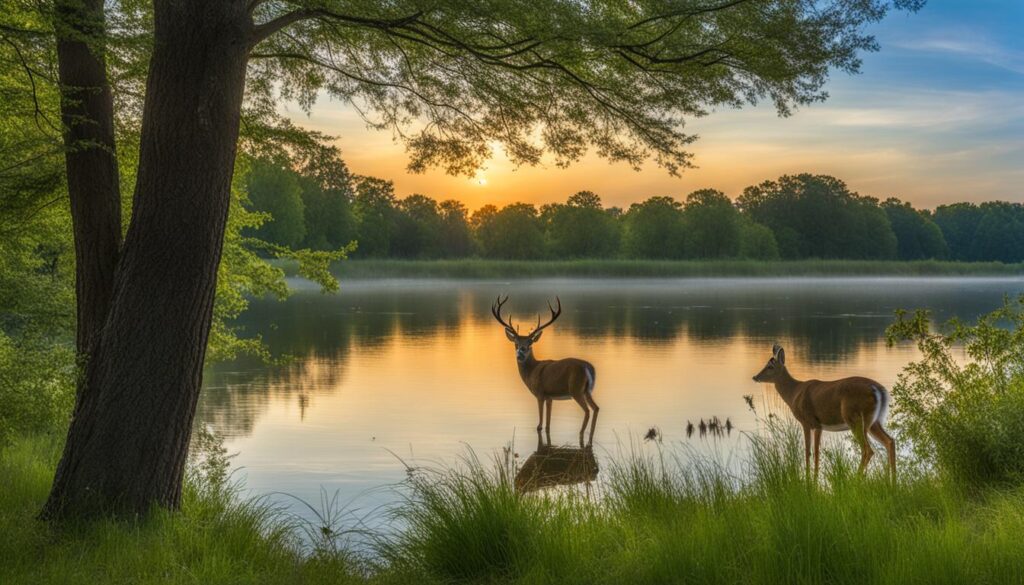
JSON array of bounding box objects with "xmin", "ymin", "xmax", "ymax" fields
[{"xmin": 197, "ymin": 277, "xmax": 1024, "ymax": 527}]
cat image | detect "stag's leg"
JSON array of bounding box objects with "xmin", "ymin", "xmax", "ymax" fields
[
  {"xmin": 584, "ymin": 392, "xmax": 600, "ymax": 446},
  {"xmin": 536, "ymin": 399, "xmax": 544, "ymax": 433},
  {"xmin": 545, "ymin": 399, "xmax": 553, "ymax": 432},
  {"xmin": 812, "ymin": 428, "xmax": 822, "ymax": 481},
  {"xmin": 572, "ymin": 393, "xmax": 591, "ymax": 448},
  {"xmin": 869, "ymin": 422, "xmax": 896, "ymax": 482}
]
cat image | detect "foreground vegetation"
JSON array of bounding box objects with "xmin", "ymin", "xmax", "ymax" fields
[
  {"xmin": 0, "ymin": 433, "xmax": 361, "ymax": 585},
  {"xmin": 328, "ymin": 258, "xmax": 1024, "ymax": 279},
  {"xmin": 6, "ymin": 427, "xmax": 1024, "ymax": 585}
]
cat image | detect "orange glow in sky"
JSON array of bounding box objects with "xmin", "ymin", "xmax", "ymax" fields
[{"xmin": 280, "ymin": 4, "xmax": 1024, "ymax": 211}]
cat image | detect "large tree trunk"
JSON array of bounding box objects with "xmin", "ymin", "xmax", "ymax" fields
[
  {"xmin": 42, "ymin": 1, "xmax": 252, "ymax": 520},
  {"xmin": 54, "ymin": 0, "xmax": 122, "ymax": 357}
]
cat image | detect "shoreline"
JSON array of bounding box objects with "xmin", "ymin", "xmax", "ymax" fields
[{"xmin": 316, "ymin": 259, "xmax": 1024, "ymax": 280}]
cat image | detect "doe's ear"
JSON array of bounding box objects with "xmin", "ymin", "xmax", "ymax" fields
[
  {"xmin": 776, "ymin": 347, "xmax": 786, "ymax": 365},
  {"xmin": 530, "ymin": 329, "xmax": 543, "ymax": 342},
  {"xmin": 505, "ymin": 328, "xmax": 517, "ymax": 342}
]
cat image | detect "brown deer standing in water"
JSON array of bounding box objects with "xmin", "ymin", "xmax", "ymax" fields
[
  {"xmin": 492, "ymin": 296, "xmax": 599, "ymax": 446},
  {"xmin": 752, "ymin": 343, "xmax": 896, "ymax": 481}
]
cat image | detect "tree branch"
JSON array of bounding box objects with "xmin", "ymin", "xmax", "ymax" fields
[
  {"xmin": 628, "ymin": 0, "xmax": 754, "ymax": 30},
  {"xmin": 250, "ymin": 7, "xmax": 425, "ymax": 46}
]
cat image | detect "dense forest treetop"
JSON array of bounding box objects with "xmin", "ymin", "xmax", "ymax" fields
[{"xmin": 246, "ymin": 158, "xmax": 1022, "ymax": 263}]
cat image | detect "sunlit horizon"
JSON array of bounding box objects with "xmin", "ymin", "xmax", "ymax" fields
[{"xmin": 282, "ymin": 0, "xmax": 1023, "ymax": 212}]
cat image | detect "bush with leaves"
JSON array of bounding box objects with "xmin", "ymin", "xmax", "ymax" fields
[{"xmin": 886, "ymin": 296, "xmax": 1024, "ymax": 487}]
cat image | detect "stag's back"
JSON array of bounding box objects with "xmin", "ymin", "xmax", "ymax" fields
[{"xmin": 523, "ymin": 358, "xmax": 595, "ymax": 399}]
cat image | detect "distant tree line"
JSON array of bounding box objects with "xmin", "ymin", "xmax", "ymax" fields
[{"xmin": 245, "ymin": 159, "xmax": 1024, "ymax": 262}]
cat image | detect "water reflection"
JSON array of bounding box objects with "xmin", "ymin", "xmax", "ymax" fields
[
  {"xmin": 515, "ymin": 434, "xmax": 599, "ymax": 493},
  {"xmin": 227, "ymin": 278, "xmax": 1012, "ymax": 354},
  {"xmin": 196, "ymin": 277, "xmax": 1024, "ymax": 513},
  {"xmin": 199, "ymin": 357, "xmax": 348, "ymax": 438}
]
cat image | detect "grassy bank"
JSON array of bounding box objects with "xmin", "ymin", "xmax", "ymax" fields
[
  {"xmin": 325, "ymin": 259, "xmax": 1024, "ymax": 279},
  {"xmin": 5, "ymin": 429, "xmax": 1024, "ymax": 584},
  {"xmin": 0, "ymin": 433, "xmax": 363, "ymax": 585}
]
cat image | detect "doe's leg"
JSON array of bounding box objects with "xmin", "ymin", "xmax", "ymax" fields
[
  {"xmin": 812, "ymin": 428, "xmax": 822, "ymax": 481},
  {"xmin": 869, "ymin": 422, "xmax": 897, "ymax": 482},
  {"xmin": 803, "ymin": 426, "xmax": 812, "ymax": 480},
  {"xmin": 851, "ymin": 419, "xmax": 874, "ymax": 475},
  {"xmin": 545, "ymin": 399, "xmax": 553, "ymax": 432},
  {"xmin": 536, "ymin": 399, "xmax": 544, "ymax": 433}
]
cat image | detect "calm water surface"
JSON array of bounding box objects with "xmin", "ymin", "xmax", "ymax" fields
[{"xmin": 197, "ymin": 277, "xmax": 1024, "ymax": 524}]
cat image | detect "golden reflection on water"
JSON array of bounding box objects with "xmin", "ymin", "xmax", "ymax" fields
[{"xmin": 197, "ymin": 278, "xmax": 1023, "ymax": 510}]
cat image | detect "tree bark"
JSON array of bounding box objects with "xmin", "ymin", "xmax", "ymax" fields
[
  {"xmin": 42, "ymin": 0, "xmax": 253, "ymax": 519},
  {"xmin": 54, "ymin": 0, "xmax": 122, "ymax": 358}
]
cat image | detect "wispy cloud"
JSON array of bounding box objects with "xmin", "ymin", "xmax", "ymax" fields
[
  {"xmin": 803, "ymin": 89, "xmax": 1024, "ymax": 129},
  {"xmin": 893, "ymin": 33, "xmax": 1024, "ymax": 75}
]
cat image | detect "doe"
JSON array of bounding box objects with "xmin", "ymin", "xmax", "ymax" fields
[{"xmin": 752, "ymin": 343, "xmax": 896, "ymax": 480}]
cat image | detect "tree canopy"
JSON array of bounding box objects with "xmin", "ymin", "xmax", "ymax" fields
[
  {"xmin": 738, "ymin": 174, "xmax": 897, "ymax": 260},
  {"xmin": 623, "ymin": 196, "xmax": 687, "ymax": 258},
  {"xmin": 243, "ymin": 161, "xmax": 1021, "ymax": 264},
  {"xmin": 683, "ymin": 189, "xmax": 741, "ymax": 258},
  {"xmin": 544, "ymin": 191, "xmax": 621, "ymax": 258},
  {"xmin": 248, "ymin": 0, "xmax": 924, "ymax": 175},
  {"xmin": 882, "ymin": 198, "xmax": 947, "ymax": 260},
  {"xmin": 934, "ymin": 202, "xmax": 1024, "ymax": 263}
]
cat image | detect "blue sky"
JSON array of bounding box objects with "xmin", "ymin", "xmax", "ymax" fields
[{"xmin": 291, "ymin": 0, "xmax": 1024, "ymax": 210}]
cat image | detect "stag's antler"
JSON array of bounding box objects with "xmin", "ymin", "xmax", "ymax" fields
[
  {"xmin": 530, "ymin": 297, "xmax": 562, "ymax": 337},
  {"xmin": 491, "ymin": 295, "xmax": 516, "ymax": 334}
]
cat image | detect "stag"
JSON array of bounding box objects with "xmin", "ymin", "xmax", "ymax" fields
[{"xmin": 492, "ymin": 296, "xmax": 599, "ymax": 445}]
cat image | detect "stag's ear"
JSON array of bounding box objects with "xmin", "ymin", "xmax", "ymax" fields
[
  {"xmin": 530, "ymin": 329, "xmax": 543, "ymax": 342},
  {"xmin": 776, "ymin": 347, "xmax": 786, "ymax": 365},
  {"xmin": 505, "ymin": 328, "xmax": 517, "ymax": 342}
]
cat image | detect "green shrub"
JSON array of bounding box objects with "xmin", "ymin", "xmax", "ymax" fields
[
  {"xmin": 887, "ymin": 296, "xmax": 1024, "ymax": 487},
  {"xmin": 0, "ymin": 332, "xmax": 74, "ymax": 444}
]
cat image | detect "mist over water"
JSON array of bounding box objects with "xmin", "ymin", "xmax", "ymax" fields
[{"xmin": 197, "ymin": 277, "xmax": 1024, "ymax": 522}]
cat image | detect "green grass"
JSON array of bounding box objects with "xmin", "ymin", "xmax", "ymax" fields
[
  {"xmin": 385, "ymin": 430, "xmax": 1024, "ymax": 584},
  {"xmin": 0, "ymin": 433, "xmax": 366, "ymax": 585},
  {"xmin": 325, "ymin": 258, "xmax": 1024, "ymax": 279},
  {"xmin": 5, "ymin": 429, "xmax": 1024, "ymax": 584}
]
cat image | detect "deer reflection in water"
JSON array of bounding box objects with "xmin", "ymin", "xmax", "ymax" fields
[{"xmin": 515, "ymin": 434, "xmax": 599, "ymax": 494}]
